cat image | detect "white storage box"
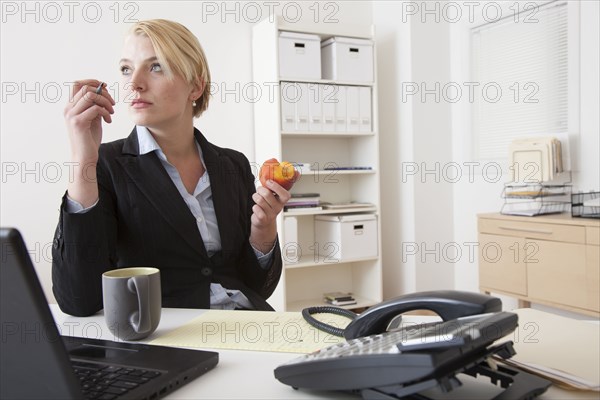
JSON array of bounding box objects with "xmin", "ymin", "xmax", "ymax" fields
[
  {"xmin": 321, "ymin": 37, "xmax": 374, "ymax": 83},
  {"xmin": 315, "ymin": 214, "xmax": 378, "ymax": 260},
  {"xmin": 279, "ymin": 32, "xmax": 321, "ymax": 80}
]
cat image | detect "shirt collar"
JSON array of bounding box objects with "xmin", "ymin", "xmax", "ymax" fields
[
  {"xmin": 135, "ymin": 125, "xmax": 205, "ymax": 165},
  {"xmin": 136, "ymin": 125, "xmax": 163, "ymax": 156}
]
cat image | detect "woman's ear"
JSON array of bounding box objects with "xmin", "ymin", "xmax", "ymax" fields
[{"xmin": 190, "ymin": 81, "xmax": 205, "ymax": 102}]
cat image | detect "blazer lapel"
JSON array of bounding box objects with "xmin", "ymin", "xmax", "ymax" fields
[
  {"xmin": 116, "ymin": 128, "xmax": 209, "ymax": 260},
  {"xmin": 196, "ymin": 130, "xmax": 241, "ymax": 255}
]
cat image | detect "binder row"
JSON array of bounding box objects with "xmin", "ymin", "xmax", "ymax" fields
[{"xmin": 281, "ymin": 82, "xmax": 372, "ymax": 133}]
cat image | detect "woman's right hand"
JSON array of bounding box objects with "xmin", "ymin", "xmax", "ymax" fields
[
  {"xmin": 64, "ymin": 79, "xmax": 115, "ymax": 164},
  {"xmin": 64, "ymin": 79, "xmax": 115, "ymax": 207}
]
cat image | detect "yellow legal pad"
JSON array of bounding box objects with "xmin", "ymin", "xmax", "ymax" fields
[{"xmin": 150, "ymin": 310, "xmax": 349, "ymax": 353}]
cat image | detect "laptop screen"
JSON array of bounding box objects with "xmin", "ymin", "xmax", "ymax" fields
[{"xmin": 1, "ymin": 227, "xmax": 82, "ymax": 398}]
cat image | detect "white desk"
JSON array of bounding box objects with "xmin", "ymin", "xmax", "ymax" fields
[{"xmin": 50, "ymin": 305, "xmax": 599, "ymax": 400}]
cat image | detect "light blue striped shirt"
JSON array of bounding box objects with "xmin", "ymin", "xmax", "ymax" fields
[{"xmin": 66, "ymin": 126, "xmax": 274, "ymax": 310}]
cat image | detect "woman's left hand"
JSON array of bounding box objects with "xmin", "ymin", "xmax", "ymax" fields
[{"xmin": 250, "ymin": 180, "xmax": 291, "ymax": 252}]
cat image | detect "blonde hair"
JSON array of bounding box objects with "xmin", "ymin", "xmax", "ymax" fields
[{"xmin": 129, "ymin": 19, "xmax": 211, "ymax": 117}]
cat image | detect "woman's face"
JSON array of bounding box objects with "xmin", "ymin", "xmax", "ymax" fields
[{"xmin": 120, "ymin": 34, "xmax": 196, "ymax": 130}]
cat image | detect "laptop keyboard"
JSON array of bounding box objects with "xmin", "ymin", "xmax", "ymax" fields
[{"xmin": 72, "ymin": 361, "xmax": 163, "ymax": 399}]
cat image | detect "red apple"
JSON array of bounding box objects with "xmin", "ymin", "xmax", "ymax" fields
[{"xmin": 259, "ymin": 158, "xmax": 299, "ymax": 190}]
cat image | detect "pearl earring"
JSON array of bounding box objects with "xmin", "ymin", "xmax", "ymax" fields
[{"xmin": 192, "ymin": 99, "xmax": 197, "ymax": 107}]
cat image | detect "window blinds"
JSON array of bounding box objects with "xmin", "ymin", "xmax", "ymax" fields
[{"xmin": 471, "ymin": 1, "xmax": 569, "ymax": 161}]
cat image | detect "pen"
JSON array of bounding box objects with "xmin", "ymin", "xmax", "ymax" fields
[{"xmin": 95, "ymin": 82, "xmax": 104, "ymax": 95}]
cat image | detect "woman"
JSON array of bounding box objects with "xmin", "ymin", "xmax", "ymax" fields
[{"xmin": 52, "ymin": 19, "xmax": 288, "ymax": 316}]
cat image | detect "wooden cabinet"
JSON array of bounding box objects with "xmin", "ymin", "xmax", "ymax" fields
[
  {"xmin": 586, "ymin": 226, "xmax": 600, "ymax": 311},
  {"xmin": 252, "ymin": 17, "xmax": 382, "ymax": 311},
  {"xmin": 478, "ymin": 213, "xmax": 600, "ymax": 316},
  {"xmin": 479, "ymin": 234, "xmax": 528, "ymax": 296}
]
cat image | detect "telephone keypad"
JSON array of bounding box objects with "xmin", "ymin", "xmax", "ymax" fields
[{"xmin": 285, "ymin": 313, "xmax": 505, "ymax": 366}]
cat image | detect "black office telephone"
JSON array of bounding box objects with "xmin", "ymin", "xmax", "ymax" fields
[{"xmin": 275, "ymin": 291, "xmax": 551, "ymax": 400}]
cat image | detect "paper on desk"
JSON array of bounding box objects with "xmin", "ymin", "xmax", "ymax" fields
[
  {"xmin": 150, "ymin": 310, "xmax": 348, "ymax": 353},
  {"xmin": 498, "ymin": 308, "xmax": 600, "ymax": 391}
]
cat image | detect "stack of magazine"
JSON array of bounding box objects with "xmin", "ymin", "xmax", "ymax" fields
[
  {"xmin": 324, "ymin": 292, "xmax": 356, "ymax": 306},
  {"xmin": 285, "ymin": 193, "xmax": 321, "ymax": 211},
  {"xmin": 509, "ymin": 136, "xmax": 564, "ymax": 183}
]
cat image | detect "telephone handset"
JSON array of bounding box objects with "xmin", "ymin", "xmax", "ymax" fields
[
  {"xmin": 302, "ymin": 290, "xmax": 502, "ymax": 339},
  {"xmin": 344, "ymin": 290, "xmax": 501, "ymax": 339}
]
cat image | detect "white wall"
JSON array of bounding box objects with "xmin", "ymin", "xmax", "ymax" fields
[
  {"xmin": 376, "ymin": 1, "xmax": 457, "ymax": 293},
  {"xmin": 578, "ymin": 0, "xmax": 600, "ymax": 191},
  {"xmin": 450, "ymin": 0, "xmax": 600, "ymax": 312},
  {"xmin": 373, "ymin": 2, "xmax": 417, "ymax": 298},
  {"xmin": 0, "ymin": 1, "xmax": 373, "ymax": 302},
  {"xmin": 374, "ymin": 0, "xmax": 599, "ymax": 303}
]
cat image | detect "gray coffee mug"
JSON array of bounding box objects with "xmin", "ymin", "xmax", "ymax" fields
[{"xmin": 102, "ymin": 267, "xmax": 161, "ymax": 340}]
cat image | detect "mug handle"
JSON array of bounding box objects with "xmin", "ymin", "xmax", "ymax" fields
[{"xmin": 127, "ymin": 275, "xmax": 152, "ymax": 334}]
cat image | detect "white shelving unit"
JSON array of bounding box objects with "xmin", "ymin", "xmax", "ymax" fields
[{"xmin": 252, "ymin": 17, "xmax": 382, "ymax": 312}]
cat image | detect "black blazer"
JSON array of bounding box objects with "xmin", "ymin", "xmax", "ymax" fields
[{"xmin": 52, "ymin": 127, "xmax": 282, "ymax": 316}]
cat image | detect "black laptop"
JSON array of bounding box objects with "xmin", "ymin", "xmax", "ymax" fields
[{"xmin": 0, "ymin": 227, "xmax": 218, "ymax": 399}]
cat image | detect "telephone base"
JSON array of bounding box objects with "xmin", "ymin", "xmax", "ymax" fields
[{"xmin": 359, "ymin": 342, "xmax": 551, "ymax": 400}]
